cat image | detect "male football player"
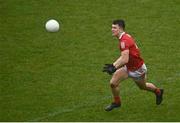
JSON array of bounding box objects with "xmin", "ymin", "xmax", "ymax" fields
[{"xmin": 103, "ymin": 19, "xmax": 163, "ymax": 111}]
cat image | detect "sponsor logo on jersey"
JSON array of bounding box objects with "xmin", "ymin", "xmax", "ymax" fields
[{"xmin": 121, "ymin": 42, "xmax": 125, "ymax": 49}]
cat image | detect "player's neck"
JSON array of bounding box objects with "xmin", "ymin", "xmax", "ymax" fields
[{"xmin": 118, "ymin": 32, "xmax": 125, "ymax": 39}]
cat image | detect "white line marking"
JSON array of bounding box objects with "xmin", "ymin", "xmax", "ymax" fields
[
  {"xmin": 29, "ymin": 72, "xmax": 180, "ymax": 121},
  {"xmin": 29, "ymin": 96, "xmax": 111, "ymax": 121}
]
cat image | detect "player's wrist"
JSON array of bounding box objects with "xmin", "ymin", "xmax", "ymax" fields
[
  {"xmin": 112, "ymin": 63, "xmax": 118, "ymax": 68},
  {"xmin": 113, "ymin": 63, "xmax": 118, "ymax": 69}
]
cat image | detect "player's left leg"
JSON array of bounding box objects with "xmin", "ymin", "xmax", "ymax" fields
[
  {"xmin": 105, "ymin": 67, "xmax": 128, "ymax": 111},
  {"xmin": 132, "ymin": 75, "xmax": 164, "ymax": 105}
]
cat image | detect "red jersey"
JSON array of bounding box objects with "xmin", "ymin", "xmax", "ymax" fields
[{"xmin": 119, "ymin": 32, "xmax": 144, "ymax": 71}]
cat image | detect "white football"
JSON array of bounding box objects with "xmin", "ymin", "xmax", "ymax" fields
[{"xmin": 45, "ymin": 19, "xmax": 59, "ymax": 32}]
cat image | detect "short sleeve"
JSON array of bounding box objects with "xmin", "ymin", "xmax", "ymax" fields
[{"xmin": 120, "ymin": 40, "xmax": 130, "ymax": 51}]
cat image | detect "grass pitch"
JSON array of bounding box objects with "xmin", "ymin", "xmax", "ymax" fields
[{"xmin": 0, "ymin": 0, "xmax": 180, "ymax": 121}]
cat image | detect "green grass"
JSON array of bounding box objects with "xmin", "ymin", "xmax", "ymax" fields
[{"xmin": 0, "ymin": 0, "xmax": 180, "ymax": 121}]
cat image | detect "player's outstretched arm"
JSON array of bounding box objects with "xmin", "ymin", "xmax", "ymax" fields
[
  {"xmin": 102, "ymin": 50, "xmax": 129, "ymax": 75},
  {"xmin": 113, "ymin": 49, "xmax": 129, "ymax": 69}
]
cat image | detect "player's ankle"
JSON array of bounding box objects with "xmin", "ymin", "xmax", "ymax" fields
[
  {"xmin": 114, "ymin": 96, "xmax": 121, "ymax": 104},
  {"xmin": 155, "ymin": 88, "xmax": 161, "ymax": 95}
]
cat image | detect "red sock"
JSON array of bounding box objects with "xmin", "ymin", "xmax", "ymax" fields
[
  {"xmin": 155, "ymin": 88, "xmax": 161, "ymax": 95},
  {"xmin": 114, "ymin": 96, "xmax": 121, "ymax": 104}
]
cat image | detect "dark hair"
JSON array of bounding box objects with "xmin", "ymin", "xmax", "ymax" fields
[{"xmin": 112, "ymin": 19, "xmax": 125, "ymax": 30}]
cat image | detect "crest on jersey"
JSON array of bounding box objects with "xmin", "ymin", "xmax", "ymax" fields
[{"xmin": 121, "ymin": 42, "xmax": 125, "ymax": 49}]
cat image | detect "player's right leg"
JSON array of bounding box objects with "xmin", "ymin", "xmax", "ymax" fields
[
  {"xmin": 133, "ymin": 75, "xmax": 164, "ymax": 105},
  {"xmin": 105, "ymin": 67, "xmax": 128, "ymax": 111},
  {"xmin": 129, "ymin": 64, "xmax": 163, "ymax": 105}
]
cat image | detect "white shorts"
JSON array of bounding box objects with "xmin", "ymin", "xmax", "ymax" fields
[{"xmin": 123, "ymin": 64, "xmax": 147, "ymax": 80}]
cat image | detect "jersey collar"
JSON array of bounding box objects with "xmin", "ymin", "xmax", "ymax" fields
[{"xmin": 119, "ymin": 32, "xmax": 125, "ymax": 39}]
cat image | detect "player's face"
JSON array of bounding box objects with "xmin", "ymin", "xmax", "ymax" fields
[{"xmin": 112, "ymin": 24, "xmax": 121, "ymax": 37}]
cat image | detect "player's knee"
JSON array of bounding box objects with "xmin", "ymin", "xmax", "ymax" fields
[
  {"xmin": 110, "ymin": 83, "xmax": 118, "ymax": 88},
  {"xmin": 110, "ymin": 83, "xmax": 115, "ymax": 88},
  {"xmin": 110, "ymin": 80, "xmax": 118, "ymax": 88}
]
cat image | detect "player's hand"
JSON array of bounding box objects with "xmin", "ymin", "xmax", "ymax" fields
[{"xmin": 103, "ymin": 64, "xmax": 117, "ymax": 75}]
